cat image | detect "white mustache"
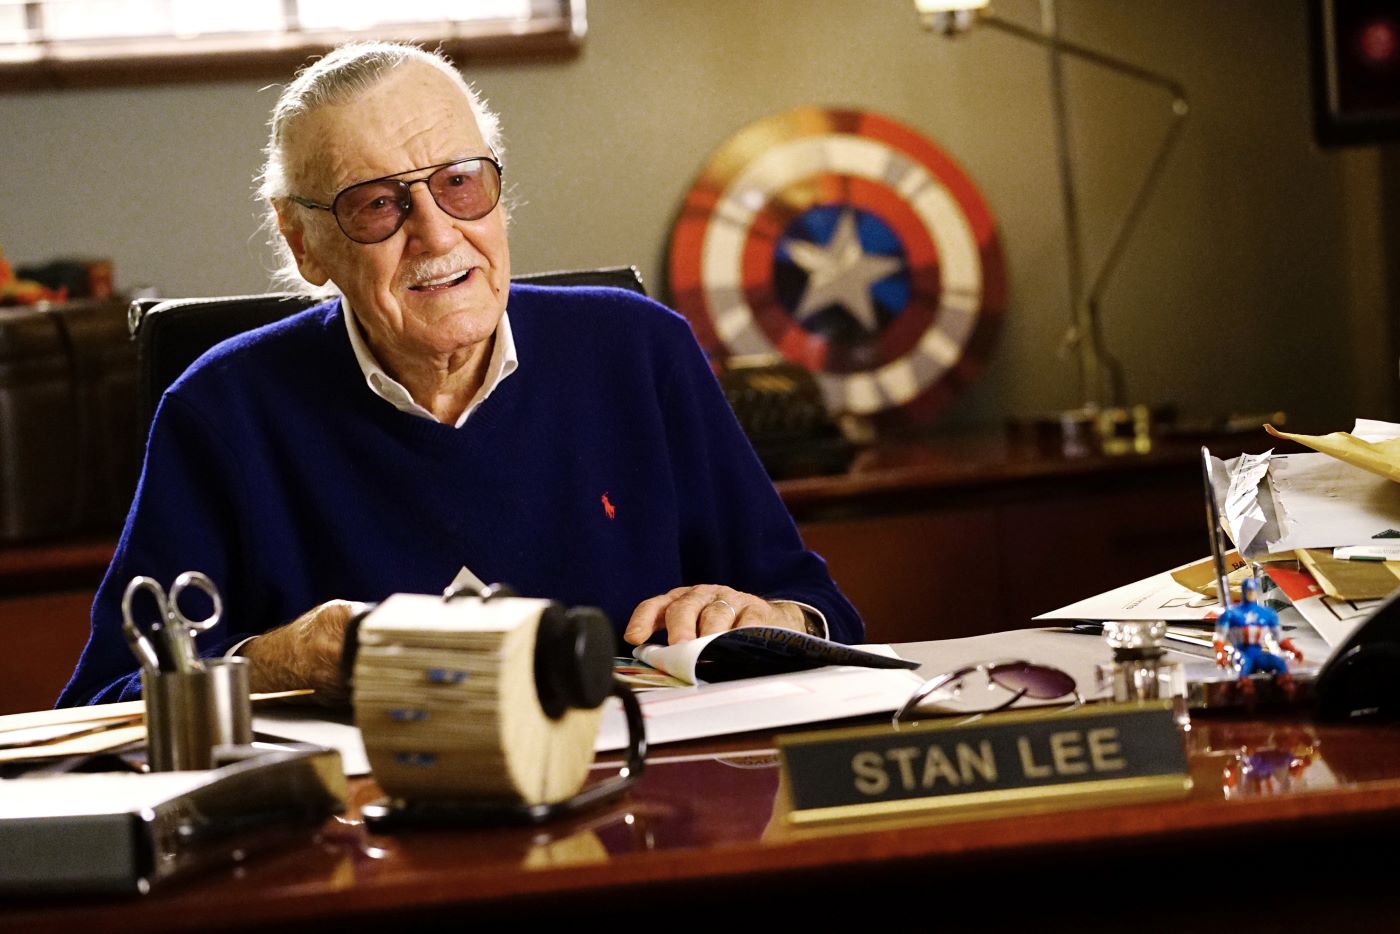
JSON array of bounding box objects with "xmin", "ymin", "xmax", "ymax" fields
[{"xmin": 402, "ymin": 252, "xmax": 476, "ymax": 287}]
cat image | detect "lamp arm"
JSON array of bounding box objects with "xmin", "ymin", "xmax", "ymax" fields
[
  {"xmin": 982, "ymin": 11, "xmax": 1189, "ymax": 408},
  {"xmin": 1084, "ymin": 103, "xmax": 1187, "ymax": 308},
  {"xmin": 980, "ymin": 13, "xmax": 1188, "ymax": 101},
  {"xmin": 1085, "ymin": 109, "xmax": 1187, "ymax": 405}
]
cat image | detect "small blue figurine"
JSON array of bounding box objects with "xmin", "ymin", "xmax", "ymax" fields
[{"xmin": 1213, "ymin": 577, "xmax": 1302, "ymax": 693}]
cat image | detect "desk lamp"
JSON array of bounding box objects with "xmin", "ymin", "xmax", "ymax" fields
[{"xmin": 915, "ymin": 0, "xmax": 1188, "ymax": 453}]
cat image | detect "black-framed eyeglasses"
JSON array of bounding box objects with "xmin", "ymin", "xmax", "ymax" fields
[
  {"xmin": 289, "ymin": 155, "xmax": 504, "ymax": 245},
  {"xmin": 893, "ymin": 659, "xmax": 1080, "ymax": 724}
]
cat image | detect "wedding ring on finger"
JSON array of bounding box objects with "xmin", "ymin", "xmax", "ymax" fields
[{"xmin": 708, "ymin": 598, "xmax": 737, "ymax": 620}]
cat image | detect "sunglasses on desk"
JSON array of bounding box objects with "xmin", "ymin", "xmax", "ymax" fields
[
  {"xmin": 893, "ymin": 660, "xmax": 1082, "ymax": 725},
  {"xmin": 289, "ymin": 155, "xmax": 504, "ymax": 244}
]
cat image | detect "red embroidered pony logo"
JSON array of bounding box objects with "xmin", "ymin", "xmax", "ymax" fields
[{"xmin": 601, "ymin": 492, "xmax": 616, "ymax": 520}]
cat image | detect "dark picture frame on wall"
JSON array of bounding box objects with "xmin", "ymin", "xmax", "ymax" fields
[{"xmin": 1310, "ymin": 0, "xmax": 1400, "ymax": 147}]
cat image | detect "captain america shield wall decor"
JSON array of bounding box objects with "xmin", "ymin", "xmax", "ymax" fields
[{"xmin": 668, "ymin": 107, "xmax": 1006, "ymax": 425}]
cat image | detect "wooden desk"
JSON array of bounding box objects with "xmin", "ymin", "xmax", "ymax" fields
[{"xmin": 2, "ymin": 709, "xmax": 1397, "ymax": 931}]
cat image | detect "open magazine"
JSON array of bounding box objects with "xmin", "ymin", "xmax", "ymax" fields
[{"xmin": 627, "ymin": 626, "xmax": 920, "ymax": 686}]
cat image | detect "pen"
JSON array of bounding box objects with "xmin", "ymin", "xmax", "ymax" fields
[{"xmin": 1201, "ymin": 446, "xmax": 1232, "ymax": 611}]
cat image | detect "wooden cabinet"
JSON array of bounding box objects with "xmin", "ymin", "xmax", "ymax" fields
[
  {"xmin": 0, "ymin": 539, "xmax": 110, "ymax": 713},
  {"xmin": 799, "ymin": 506, "xmax": 1002, "ymax": 644},
  {"xmin": 0, "ymin": 591, "xmax": 92, "ymax": 713}
]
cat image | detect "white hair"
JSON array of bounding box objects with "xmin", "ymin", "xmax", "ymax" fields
[{"xmin": 256, "ymin": 42, "xmax": 505, "ymax": 293}]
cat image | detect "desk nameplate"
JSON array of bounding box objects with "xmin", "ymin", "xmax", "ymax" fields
[{"xmin": 778, "ymin": 702, "xmax": 1191, "ymax": 826}]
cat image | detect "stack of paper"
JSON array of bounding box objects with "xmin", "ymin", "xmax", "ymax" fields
[
  {"xmin": 0, "ymin": 692, "xmax": 309, "ymax": 768},
  {"xmin": 1041, "ymin": 419, "xmax": 1400, "ymax": 652}
]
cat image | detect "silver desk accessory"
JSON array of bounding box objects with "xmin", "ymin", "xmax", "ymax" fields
[
  {"xmin": 1096, "ymin": 619, "xmax": 1188, "ymax": 725},
  {"xmin": 142, "ymin": 657, "xmax": 253, "ymax": 771}
]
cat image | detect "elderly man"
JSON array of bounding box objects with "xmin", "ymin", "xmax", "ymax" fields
[{"xmin": 59, "ymin": 42, "xmax": 861, "ymax": 707}]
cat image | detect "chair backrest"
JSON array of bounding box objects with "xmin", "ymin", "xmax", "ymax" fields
[{"xmin": 127, "ymin": 266, "xmax": 646, "ymax": 433}]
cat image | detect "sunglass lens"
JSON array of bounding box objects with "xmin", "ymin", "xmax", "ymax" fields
[
  {"xmin": 990, "ymin": 663, "xmax": 1075, "ymax": 700},
  {"xmin": 335, "ymin": 181, "xmax": 410, "ymax": 243},
  {"xmin": 430, "ymin": 160, "xmax": 501, "ymax": 221}
]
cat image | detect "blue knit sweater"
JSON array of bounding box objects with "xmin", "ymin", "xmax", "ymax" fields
[{"xmin": 59, "ymin": 285, "xmax": 862, "ymax": 705}]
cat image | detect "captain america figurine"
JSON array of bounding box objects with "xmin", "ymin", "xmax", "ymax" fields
[{"xmin": 1214, "ymin": 577, "xmax": 1302, "ymax": 689}]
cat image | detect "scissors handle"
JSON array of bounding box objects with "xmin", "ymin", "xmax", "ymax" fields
[
  {"xmin": 121, "ymin": 572, "xmax": 222, "ymax": 674},
  {"xmin": 121, "ymin": 617, "xmax": 161, "ymax": 672},
  {"xmin": 167, "ymin": 571, "xmax": 223, "ymax": 634},
  {"xmin": 122, "ymin": 576, "xmax": 174, "ymax": 672},
  {"xmin": 122, "ymin": 576, "xmax": 168, "ymax": 634}
]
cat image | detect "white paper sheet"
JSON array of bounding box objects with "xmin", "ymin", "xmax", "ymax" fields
[
  {"xmin": 1286, "ymin": 592, "xmax": 1383, "ymax": 647},
  {"xmin": 1034, "ymin": 566, "xmax": 1223, "ymax": 622},
  {"xmin": 632, "ymin": 632, "xmax": 721, "ymax": 683},
  {"xmin": 0, "ymin": 716, "xmax": 140, "ymax": 750},
  {"xmin": 1223, "ymin": 450, "xmax": 1273, "ymax": 554},
  {"xmin": 1353, "ymin": 418, "xmax": 1400, "ymax": 442},
  {"xmin": 1267, "ymin": 452, "xmax": 1400, "ymax": 550},
  {"xmin": 447, "ymin": 565, "xmax": 488, "ymax": 595},
  {"xmin": 594, "ymin": 664, "xmax": 925, "ymax": 752},
  {"xmin": 255, "ymin": 709, "xmax": 370, "ymax": 776}
]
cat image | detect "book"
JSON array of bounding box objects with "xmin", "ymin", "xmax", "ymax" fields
[{"xmin": 630, "ymin": 626, "xmax": 920, "ymax": 685}]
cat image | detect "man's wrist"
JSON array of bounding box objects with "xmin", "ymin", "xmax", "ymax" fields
[{"xmin": 771, "ymin": 600, "xmax": 828, "ymax": 639}]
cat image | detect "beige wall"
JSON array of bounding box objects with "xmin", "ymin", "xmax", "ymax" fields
[{"xmin": 0, "ymin": 0, "xmax": 1391, "ymax": 429}]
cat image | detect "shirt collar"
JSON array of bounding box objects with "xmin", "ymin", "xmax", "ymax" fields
[{"xmin": 341, "ymin": 297, "xmax": 518, "ymax": 428}]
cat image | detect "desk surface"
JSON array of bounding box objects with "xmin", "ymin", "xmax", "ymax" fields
[{"xmin": 4, "ymin": 709, "xmax": 1399, "ymax": 931}]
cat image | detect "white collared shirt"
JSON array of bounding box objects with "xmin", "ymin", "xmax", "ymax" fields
[{"xmin": 341, "ymin": 298, "xmax": 518, "ymax": 428}]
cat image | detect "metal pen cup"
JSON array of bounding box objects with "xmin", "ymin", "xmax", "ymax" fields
[{"xmin": 142, "ymin": 657, "xmax": 253, "ymax": 771}]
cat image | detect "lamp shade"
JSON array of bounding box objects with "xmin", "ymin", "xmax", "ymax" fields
[
  {"xmin": 914, "ymin": 0, "xmax": 989, "ymax": 34},
  {"xmin": 913, "ymin": 0, "xmax": 989, "ymax": 12}
]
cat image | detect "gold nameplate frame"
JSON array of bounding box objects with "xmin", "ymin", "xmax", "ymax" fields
[{"xmin": 778, "ymin": 702, "xmax": 1191, "ymax": 826}]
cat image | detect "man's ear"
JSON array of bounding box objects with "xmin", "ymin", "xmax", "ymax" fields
[{"xmin": 274, "ymin": 201, "xmax": 331, "ymax": 287}]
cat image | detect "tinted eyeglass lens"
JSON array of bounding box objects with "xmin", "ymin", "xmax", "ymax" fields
[
  {"xmin": 915, "ymin": 670, "xmax": 1009, "ymax": 713},
  {"xmin": 332, "ymin": 159, "xmax": 502, "ymax": 244},
  {"xmin": 989, "ymin": 663, "xmax": 1076, "ymax": 699},
  {"xmin": 428, "ymin": 160, "xmax": 501, "ymax": 222},
  {"xmin": 335, "ymin": 182, "xmax": 412, "ymax": 243}
]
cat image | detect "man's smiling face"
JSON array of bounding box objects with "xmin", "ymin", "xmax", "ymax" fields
[{"xmin": 278, "ymin": 61, "xmax": 510, "ymax": 365}]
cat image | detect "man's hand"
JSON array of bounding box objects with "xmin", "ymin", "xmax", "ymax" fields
[
  {"xmin": 242, "ymin": 599, "xmax": 366, "ymax": 705},
  {"xmin": 624, "ymin": 585, "xmax": 805, "ymax": 646}
]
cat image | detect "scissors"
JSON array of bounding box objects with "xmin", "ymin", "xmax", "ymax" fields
[{"xmin": 121, "ymin": 571, "xmax": 223, "ymax": 674}]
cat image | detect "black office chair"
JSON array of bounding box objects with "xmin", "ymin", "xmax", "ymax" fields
[{"xmin": 127, "ymin": 266, "xmax": 646, "ymax": 433}]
